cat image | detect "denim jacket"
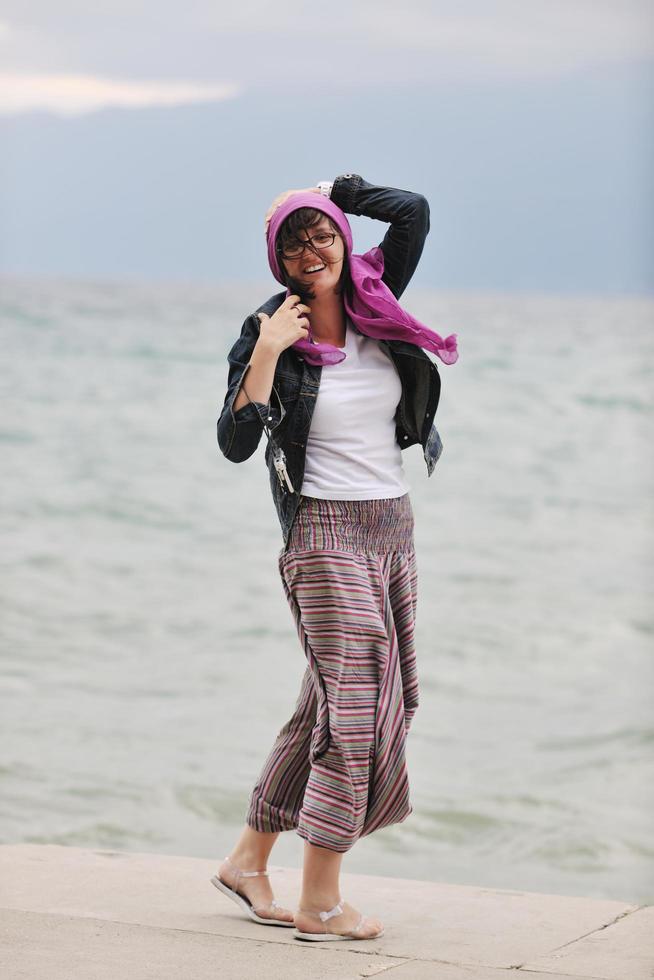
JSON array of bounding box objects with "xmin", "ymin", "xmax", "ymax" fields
[{"xmin": 217, "ymin": 173, "xmax": 444, "ymax": 547}]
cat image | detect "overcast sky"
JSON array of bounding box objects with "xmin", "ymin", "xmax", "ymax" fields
[{"xmin": 1, "ymin": 1, "xmax": 652, "ymax": 293}]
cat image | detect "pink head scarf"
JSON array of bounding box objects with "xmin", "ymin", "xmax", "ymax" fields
[{"xmin": 265, "ymin": 191, "xmax": 459, "ymax": 367}]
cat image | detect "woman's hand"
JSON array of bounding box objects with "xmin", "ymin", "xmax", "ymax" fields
[
  {"xmin": 264, "ymin": 186, "xmax": 321, "ymax": 234},
  {"xmin": 256, "ymin": 295, "xmax": 311, "ymax": 355}
]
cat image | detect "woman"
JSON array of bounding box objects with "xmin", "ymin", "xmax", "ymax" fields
[{"xmin": 213, "ymin": 174, "xmax": 458, "ymax": 942}]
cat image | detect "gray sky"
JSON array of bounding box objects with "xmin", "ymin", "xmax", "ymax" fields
[{"xmin": 1, "ymin": 1, "xmax": 652, "ymax": 293}]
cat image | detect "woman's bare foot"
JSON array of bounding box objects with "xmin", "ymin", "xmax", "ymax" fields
[
  {"xmin": 294, "ymin": 900, "xmax": 384, "ymax": 938},
  {"xmin": 217, "ymin": 856, "xmax": 294, "ymax": 924}
]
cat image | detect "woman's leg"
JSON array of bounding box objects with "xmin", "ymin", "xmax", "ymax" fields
[
  {"xmin": 295, "ymin": 840, "xmax": 384, "ymax": 937},
  {"xmin": 299, "ymin": 840, "xmax": 343, "ymax": 908},
  {"xmin": 230, "ymin": 824, "xmax": 280, "ymax": 867},
  {"xmin": 217, "ymin": 825, "xmax": 294, "ymax": 922},
  {"xmin": 216, "ymin": 668, "xmax": 318, "ymax": 923},
  {"xmin": 245, "ymin": 666, "xmax": 317, "ymax": 833},
  {"xmin": 280, "ymin": 546, "xmax": 413, "ymax": 850}
]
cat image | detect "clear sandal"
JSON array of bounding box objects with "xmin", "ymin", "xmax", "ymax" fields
[
  {"xmin": 210, "ymin": 854, "xmax": 295, "ymax": 927},
  {"xmin": 294, "ymin": 900, "xmax": 385, "ymax": 941}
]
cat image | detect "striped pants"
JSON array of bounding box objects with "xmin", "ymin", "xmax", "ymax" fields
[{"xmin": 245, "ymin": 493, "xmax": 419, "ymax": 852}]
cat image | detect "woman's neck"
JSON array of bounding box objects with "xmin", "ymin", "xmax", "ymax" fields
[{"xmin": 308, "ymin": 292, "xmax": 346, "ymax": 347}]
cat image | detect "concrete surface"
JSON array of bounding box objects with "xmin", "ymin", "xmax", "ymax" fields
[{"xmin": 0, "ymin": 844, "xmax": 651, "ymax": 979}]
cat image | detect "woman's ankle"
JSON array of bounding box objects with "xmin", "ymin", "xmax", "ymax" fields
[
  {"xmin": 227, "ymin": 826, "xmax": 279, "ymax": 870},
  {"xmin": 298, "ymin": 893, "xmax": 343, "ymax": 912},
  {"xmin": 225, "ymin": 849, "xmax": 268, "ymax": 870}
]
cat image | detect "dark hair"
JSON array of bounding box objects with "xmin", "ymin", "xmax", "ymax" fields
[{"xmin": 275, "ymin": 206, "xmax": 353, "ymax": 306}]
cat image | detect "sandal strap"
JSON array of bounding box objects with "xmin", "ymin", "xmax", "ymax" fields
[
  {"xmin": 320, "ymin": 901, "xmax": 344, "ymax": 922},
  {"xmin": 297, "ymin": 903, "xmax": 373, "ymax": 937},
  {"xmin": 223, "ymin": 854, "xmax": 269, "ymax": 878},
  {"xmin": 350, "ymin": 913, "xmax": 367, "ymax": 935},
  {"xmin": 252, "ymin": 898, "xmax": 288, "ymax": 913},
  {"xmin": 297, "ymin": 901, "xmax": 344, "ymax": 922}
]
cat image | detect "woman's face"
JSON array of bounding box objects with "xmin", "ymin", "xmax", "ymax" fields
[{"xmin": 280, "ymin": 217, "xmax": 345, "ymax": 296}]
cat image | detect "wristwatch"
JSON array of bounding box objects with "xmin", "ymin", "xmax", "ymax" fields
[{"xmin": 317, "ymin": 180, "xmax": 333, "ymax": 198}]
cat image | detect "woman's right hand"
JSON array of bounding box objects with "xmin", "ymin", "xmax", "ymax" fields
[{"xmin": 256, "ymin": 295, "xmax": 310, "ymax": 355}]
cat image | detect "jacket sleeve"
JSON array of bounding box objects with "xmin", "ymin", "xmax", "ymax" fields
[
  {"xmin": 330, "ymin": 173, "xmax": 430, "ymax": 300},
  {"xmin": 216, "ymin": 314, "xmax": 286, "ymax": 463}
]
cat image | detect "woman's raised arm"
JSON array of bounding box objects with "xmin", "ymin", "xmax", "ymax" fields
[{"xmin": 329, "ymin": 173, "xmax": 430, "ymax": 300}]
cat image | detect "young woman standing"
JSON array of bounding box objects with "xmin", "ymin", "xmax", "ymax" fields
[{"xmin": 213, "ymin": 174, "xmax": 458, "ymax": 941}]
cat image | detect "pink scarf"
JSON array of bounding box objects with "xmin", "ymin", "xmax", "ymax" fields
[{"xmin": 266, "ymin": 192, "xmax": 459, "ymax": 367}]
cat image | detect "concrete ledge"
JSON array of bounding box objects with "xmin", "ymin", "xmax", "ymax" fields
[{"xmin": 0, "ymin": 844, "xmax": 651, "ymax": 979}]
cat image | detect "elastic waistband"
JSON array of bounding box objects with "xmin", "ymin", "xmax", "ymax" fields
[{"xmin": 284, "ymin": 493, "xmax": 415, "ymax": 555}]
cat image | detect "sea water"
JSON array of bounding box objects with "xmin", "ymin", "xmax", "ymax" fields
[{"xmin": 1, "ymin": 277, "xmax": 652, "ymax": 903}]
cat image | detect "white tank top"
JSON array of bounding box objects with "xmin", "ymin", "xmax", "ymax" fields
[{"xmin": 300, "ymin": 318, "xmax": 411, "ymax": 500}]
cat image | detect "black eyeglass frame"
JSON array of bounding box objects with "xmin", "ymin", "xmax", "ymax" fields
[{"xmin": 276, "ymin": 232, "xmax": 337, "ymax": 260}]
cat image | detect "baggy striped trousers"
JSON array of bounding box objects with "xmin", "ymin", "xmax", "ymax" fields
[{"xmin": 245, "ymin": 493, "xmax": 419, "ymax": 852}]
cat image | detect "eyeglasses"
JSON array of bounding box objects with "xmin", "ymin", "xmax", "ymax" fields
[{"xmin": 278, "ymin": 232, "xmax": 337, "ymax": 260}]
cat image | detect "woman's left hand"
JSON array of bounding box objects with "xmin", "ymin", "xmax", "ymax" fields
[{"xmin": 264, "ymin": 186, "xmax": 320, "ymax": 234}]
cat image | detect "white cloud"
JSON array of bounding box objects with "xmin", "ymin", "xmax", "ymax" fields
[{"xmin": 0, "ymin": 73, "xmax": 241, "ymax": 117}]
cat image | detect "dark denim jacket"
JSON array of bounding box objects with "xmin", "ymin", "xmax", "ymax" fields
[{"xmin": 217, "ymin": 173, "xmax": 444, "ymax": 547}]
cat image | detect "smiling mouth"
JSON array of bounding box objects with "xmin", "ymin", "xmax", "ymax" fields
[{"xmin": 303, "ymin": 264, "xmax": 326, "ymax": 274}]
